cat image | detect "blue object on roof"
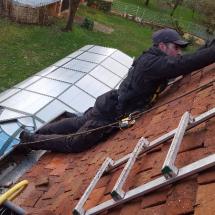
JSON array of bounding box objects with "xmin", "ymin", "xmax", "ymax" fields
[{"xmin": 0, "ymin": 45, "xmax": 133, "ymax": 159}]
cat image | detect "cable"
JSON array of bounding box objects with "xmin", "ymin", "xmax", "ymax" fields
[{"xmin": 18, "ymin": 78, "xmax": 215, "ymax": 146}]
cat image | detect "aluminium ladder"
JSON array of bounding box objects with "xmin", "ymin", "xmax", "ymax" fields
[{"xmin": 73, "ymin": 107, "xmax": 215, "ymax": 215}]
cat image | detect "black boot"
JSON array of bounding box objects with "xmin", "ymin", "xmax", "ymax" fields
[
  {"xmin": 13, "ymin": 143, "xmax": 32, "ymax": 154},
  {"xmin": 19, "ymin": 130, "xmax": 34, "ymax": 143},
  {"xmin": 13, "ymin": 131, "xmax": 35, "ymax": 154}
]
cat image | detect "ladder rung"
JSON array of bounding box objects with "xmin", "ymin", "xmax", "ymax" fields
[
  {"xmin": 86, "ymin": 153, "xmax": 215, "ymax": 215},
  {"xmin": 111, "ymin": 137, "xmax": 149, "ymax": 200},
  {"xmin": 162, "ymin": 112, "xmax": 193, "ymax": 178},
  {"xmin": 73, "ymin": 158, "xmax": 114, "ymax": 215},
  {"xmin": 74, "ymin": 107, "xmax": 215, "ymax": 215},
  {"xmin": 108, "ymin": 107, "xmax": 215, "ymax": 172}
]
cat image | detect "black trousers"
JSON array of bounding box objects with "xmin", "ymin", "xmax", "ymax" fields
[
  {"xmin": 24, "ymin": 90, "xmax": 120, "ymax": 153},
  {"xmin": 25, "ymin": 110, "xmax": 115, "ymax": 153}
]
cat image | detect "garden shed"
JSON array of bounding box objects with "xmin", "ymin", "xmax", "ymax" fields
[{"xmin": 0, "ymin": 0, "xmax": 69, "ymax": 24}]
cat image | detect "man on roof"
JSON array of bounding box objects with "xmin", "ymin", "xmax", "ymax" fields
[{"xmin": 16, "ymin": 28, "xmax": 215, "ymax": 153}]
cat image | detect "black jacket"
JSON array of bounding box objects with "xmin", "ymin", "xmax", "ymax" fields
[{"xmin": 118, "ymin": 44, "xmax": 215, "ymax": 113}]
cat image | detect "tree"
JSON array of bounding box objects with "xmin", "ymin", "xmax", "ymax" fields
[
  {"xmin": 145, "ymin": 0, "xmax": 150, "ymax": 6},
  {"xmin": 170, "ymin": 0, "xmax": 183, "ymax": 16},
  {"xmin": 183, "ymin": 0, "xmax": 198, "ymax": 17},
  {"xmin": 63, "ymin": 0, "xmax": 80, "ymax": 31},
  {"xmin": 197, "ymin": 0, "xmax": 215, "ymax": 34},
  {"xmin": 0, "ymin": 0, "xmax": 3, "ymax": 14}
]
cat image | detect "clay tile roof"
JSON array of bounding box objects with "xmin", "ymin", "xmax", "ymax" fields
[{"xmin": 14, "ymin": 63, "xmax": 215, "ymax": 215}]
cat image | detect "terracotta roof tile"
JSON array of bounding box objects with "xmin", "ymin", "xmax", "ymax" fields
[
  {"xmin": 13, "ymin": 64, "xmax": 215, "ymax": 214},
  {"xmin": 42, "ymin": 182, "xmax": 63, "ymax": 200},
  {"xmin": 104, "ymin": 167, "xmax": 123, "ymax": 195},
  {"xmin": 54, "ymin": 194, "xmax": 75, "ymax": 215},
  {"xmin": 141, "ymin": 188, "xmax": 168, "ymax": 209},
  {"xmin": 197, "ymin": 166, "xmax": 215, "ymax": 185},
  {"xmin": 119, "ymin": 201, "xmax": 141, "ymax": 215},
  {"xmin": 179, "ymin": 129, "xmax": 205, "ymax": 153},
  {"xmin": 22, "ymin": 188, "xmax": 43, "ymax": 207},
  {"xmin": 194, "ymin": 201, "xmax": 215, "ymax": 215},
  {"xmin": 164, "ymin": 179, "xmax": 197, "ymax": 214},
  {"xmin": 196, "ymin": 182, "xmax": 215, "ymax": 203},
  {"xmin": 84, "ymin": 187, "xmax": 106, "ymax": 210},
  {"xmin": 137, "ymin": 204, "xmax": 167, "ymax": 215}
]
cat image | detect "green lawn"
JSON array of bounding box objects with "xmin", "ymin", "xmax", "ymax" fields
[
  {"xmin": 118, "ymin": 0, "xmax": 202, "ymax": 24},
  {"xmin": 0, "ymin": 5, "xmax": 198, "ymax": 93},
  {"xmin": 0, "ymin": 6, "xmax": 154, "ymax": 92},
  {"xmin": 0, "ymin": 7, "xmax": 152, "ymax": 91}
]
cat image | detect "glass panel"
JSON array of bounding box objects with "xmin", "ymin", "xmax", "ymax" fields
[
  {"xmin": 0, "ymin": 88, "xmax": 20, "ymax": 103},
  {"xmin": 0, "ymin": 132, "xmax": 10, "ymax": 145},
  {"xmin": 1, "ymin": 91, "xmax": 53, "ymax": 114},
  {"xmin": 66, "ymin": 50, "xmax": 84, "ymax": 58},
  {"xmin": 46, "ymin": 67, "xmax": 85, "ymax": 84},
  {"xmin": 0, "ymin": 109, "xmax": 26, "ymax": 122},
  {"xmin": 36, "ymin": 66, "xmax": 58, "ymax": 76},
  {"xmin": 1, "ymin": 122, "xmax": 20, "ymax": 136},
  {"xmin": 35, "ymin": 119, "xmax": 45, "ymax": 130},
  {"xmin": 111, "ymin": 50, "xmax": 134, "ymax": 68},
  {"xmin": 88, "ymin": 46, "xmax": 115, "ymax": 56},
  {"xmin": 77, "ymin": 52, "xmax": 106, "ymax": 64},
  {"xmin": 54, "ymin": 57, "xmax": 72, "ymax": 67},
  {"xmin": 18, "ymin": 117, "xmax": 34, "ymax": 128},
  {"xmin": 36, "ymin": 100, "xmax": 75, "ymax": 122},
  {"xmin": 76, "ymin": 75, "xmax": 111, "ymax": 97},
  {"xmin": 14, "ymin": 76, "xmax": 41, "ymax": 89},
  {"xmin": 26, "ymin": 78, "xmax": 70, "ymax": 97},
  {"xmin": 80, "ymin": 45, "xmax": 94, "ymax": 51},
  {"xmin": 101, "ymin": 58, "xmax": 129, "ymax": 78},
  {"xmin": 90, "ymin": 65, "xmax": 121, "ymax": 88},
  {"xmin": 63, "ymin": 59, "xmax": 97, "ymax": 73},
  {"xmin": 4, "ymin": 138, "xmax": 19, "ymax": 156},
  {"xmin": 115, "ymin": 81, "xmax": 122, "ymax": 89},
  {"xmin": 59, "ymin": 86, "xmax": 95, "ymax": 113}
]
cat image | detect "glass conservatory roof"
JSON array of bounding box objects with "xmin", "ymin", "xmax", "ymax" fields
[{"xmin": 0, "ymin": 45, "xmax": 133, "ymax": 159}]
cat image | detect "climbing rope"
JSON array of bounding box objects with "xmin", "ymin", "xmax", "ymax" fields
[{"xmin": 17, "ymin": 78, "xmax": 215, "ymax": 146}]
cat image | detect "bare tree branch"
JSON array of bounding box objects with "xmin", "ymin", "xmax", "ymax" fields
[{"xmin": 63, "ymin": 0, "xmax": 80, "ymax": 32}]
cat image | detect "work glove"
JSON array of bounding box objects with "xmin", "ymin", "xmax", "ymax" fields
[{"xmin": 198, "ymin": 38, "xmax": 215, "ymax": 50}]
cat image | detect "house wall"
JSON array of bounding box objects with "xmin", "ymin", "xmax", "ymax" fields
[
  {"xmin": 47, "ymin": 2, "xmax": 61, "ymax": 17},
  {"xmin": 0, "ymin": 0, "xmax": 61, "ymax": 24},
  {"xmin": 0, "ymin": 0, "xmax": 12, "ymax": 16},
  {"xmin": 11, "ymin": 4, "xmax": 40, "ymax": 24}
]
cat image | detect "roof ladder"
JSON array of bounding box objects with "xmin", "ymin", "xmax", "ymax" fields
[
  {"xmin": 73, "ymin": 158, "xmax": 114, "ymax": 215},
  {"xmin": 73, "ymin": 107, "xmax": 215, "ymax": 215},
  {"xmin": 162, "ymin": 112, "xmax": 194, "ymax": 178},
  {"xmin": 111, "ymin": 137, "xmax": 149, "ymax": 200}
]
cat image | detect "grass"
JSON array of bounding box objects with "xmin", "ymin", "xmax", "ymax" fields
[
  {"xmin": 0, "ymin": 5, "xmax": 198, "ymax": 93},
  {"xmin": 0, "ymin": 6, "xmax": 153, "ymax": 92},
  {"xmin": 118, "ymin": 0, "xmax": 203, "ymax": 24}
]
